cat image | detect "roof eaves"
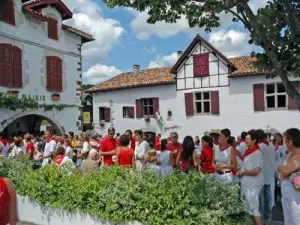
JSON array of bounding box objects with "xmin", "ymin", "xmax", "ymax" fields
[{"xmin": 228, "ymin": 72, "xmax": 269, "ymax": 78}]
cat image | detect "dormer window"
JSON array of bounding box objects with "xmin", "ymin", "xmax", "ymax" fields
[
  {"xmin": 48, "ymin": 17, "xmax": 58, "ymax": 40},
  {"xmin": 0, "ymin": 0, "xmax": 15, "ymax": 25}
]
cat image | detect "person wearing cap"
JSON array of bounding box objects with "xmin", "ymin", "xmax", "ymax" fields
[
  {"xmin": 167, "ymin": 132, "xmax": 182, "ymax": 167},
  {"xmin": 100, "ymin": 127, "xmax": 117, "ymax": 166},
  {"xmin": 81, "ymin": 149, "xmax": 100, "ymax": 172}
]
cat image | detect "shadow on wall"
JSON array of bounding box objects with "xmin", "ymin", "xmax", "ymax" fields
[{"xmin": 18, "ymin": 196, "xmax": 143, "ymax": 225}]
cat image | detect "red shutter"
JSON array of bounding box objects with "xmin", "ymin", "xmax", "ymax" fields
[
  {"xmin": 104, "ymin": 107, "xmax": 111, "ymax": 121},
  {"xmin": 48, "ymin": 18, "xmax": 58, "ymax": 40},
  {"xmin": 56, "ymin": 58, "xmax": 62, "ymax": 92},
  {"xmin": 0, "ymin": 0, "xmax": 15, "ymax": 25},
  {"xmin": 185, "ymin": 93, "xmax": 194, "ymax": 116},
  {"xmin": 0, "ymin": 44, "xmax": 13, "ymax": 86},
  {"xmin": 253, "ymin": 83, "xmax": 265, "ymax": 112},
  {"xmin": 129, "ymin": 106, "xmax": 135, "ymax": 118},
  {"xmin": 13, "ymin": 46, "xmax": 22, "ymax": 87},
  {"xmin": 193, "ymin": 53, "xmax": 209, "ymax": 77},
  {"xmin": 153, "ymin": 97, "xmax": 159, "ymax": 114},
  {"xmin": 210, "ymin": 91, "xmax": 220, "ymax": 115},
  {"xmin": 288, "ymin": 81, "xmax": 300, "ymax": 110},
  {"xmin": 136, "ymin": 99, "xmax": 142, "ymax": 118}
]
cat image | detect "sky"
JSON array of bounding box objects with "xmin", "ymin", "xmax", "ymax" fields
[{"xmin": 61, "ymin": 0, "xmax": 268, "ymax": 85}]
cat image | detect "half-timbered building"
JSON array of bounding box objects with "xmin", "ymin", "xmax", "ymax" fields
[
  {"xmin": 87, "ymin": 34, "xmax": 299, "ymax": 139},
  {"xmin": 0, "ymin": 0, "xmax": 94, "ymax": 136}
]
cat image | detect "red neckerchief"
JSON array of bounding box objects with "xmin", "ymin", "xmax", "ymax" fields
[
  {"xmin": 259, "ymin": 139, "xmax": 269, "ymax": 146},
  {"xmin": 219, "ymin": 144, "xmax": 230, "ymax": 151},
  {"xmin": 243, "ymin": 145, "xmax": 260, "ymax": 161},
  {"xmin": 274, "ymin": 144, "xmax": 279, "ymax": 151},
  {"xmin": 55, "ymin": 155, "xmax": 65, "ymax": 165},
  {"xmin": 46, "ymin": 137, "xmax": 56, "ymax": 143},
  {"xmin": 0, "ymin": 138, "xmax": 8, "ymax": 146},
  {"xmin": 238, "ymin": 139, "xmax": 245, "ymax": 145}
]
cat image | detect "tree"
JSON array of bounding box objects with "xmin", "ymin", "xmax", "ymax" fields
[{"xmin": 103, "ymin": 0, "xmax": 300, "ymax": 110}]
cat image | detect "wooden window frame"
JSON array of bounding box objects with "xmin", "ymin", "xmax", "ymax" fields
[
  {"xmin": 0, "ymin": 44, "xmax": 22, "ymax": 88},
  {"xmin": 46, "ymin": 56, "xmax": 62, "ymax": 92},
  {"xmin": 99, "ymin": 107, "xmax": 105, "ymax": 121},
  {"xmin": 0, "ymin": 0, "xmax": 15, "ymax": 26},
  {"xmin": 123, "ymin": 106, "xmax": 129, "ymax": 118},
  {"xmin": 265, "ymin": 83, "xmax": 288, "ymax": 110},
  {"xmin": 142, "ymin": 98, "xmax": 154, "ymax": 117},
  {"xmin": 194, "ymin": 92, "xmax": 211, "ymax": 115}
]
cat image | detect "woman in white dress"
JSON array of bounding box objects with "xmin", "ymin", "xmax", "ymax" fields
[
  {"xmin": 159, "ymin": 139, "xmax": 173, "ymax": 176},
  {"xmin": 236, "ymin": 129, "xmax": 264, "ymax": 225},
  {"xmin": 212, "ymin": 129, "xmax": 237, "ymax": 183},
  {"xmin": 278, "ymin": 128, "xmax": 300, "ymax": 225}
]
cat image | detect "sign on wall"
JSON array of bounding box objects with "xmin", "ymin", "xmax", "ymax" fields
[{"xmin": 83, "ymin": 112, "xmax": 91, "ymax": 124}]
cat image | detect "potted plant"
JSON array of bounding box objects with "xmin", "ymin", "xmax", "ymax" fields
[
  {"xmin": 144, "ymin": 115, "xmax": 150, "ymax": 122},
  {"xmin": 99, "ymin": 121, "xmax": 105, "ymax": 127},
  {"xmin": 51, "ymin": 93, "xmax": 60, "ymax": 101},
  {"xmin": 6, "ymin": 90, "xmax": 19, "ymax": 98}
]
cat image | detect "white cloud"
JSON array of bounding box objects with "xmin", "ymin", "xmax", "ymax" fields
[
  {"xmin": 62, "ymin": 0, "xmax": 124, "ymax": 66},
  {"xmin": 83, "ymin": 63, "xmax": 122, "ymax": 84},
  {"xmin": 208, "ymin": 29, "xmax": 252, "ymax": 57},
  {"xmin": 148, "ymin": 52, "xmax": 178, "ymax": 68},
  {"xmin": 143, "ymin": 45, "xmax": 157, "ymax": 53}
]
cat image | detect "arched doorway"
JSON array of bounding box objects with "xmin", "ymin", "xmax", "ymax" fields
[{"xmin": 1, "ymin": 113, "xmax": 63, "ymax": 137}]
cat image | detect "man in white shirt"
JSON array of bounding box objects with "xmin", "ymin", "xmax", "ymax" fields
[
  {"xmin": 40, "ymin": 131, "xmax": 57, "ymax": 166},
  {"xmin": 257, "ymin": 129, "xmax": 275, "ymax": 223},
  {"xmin": 134, "ymin": 129, "xmax": 149, "ymax": 169}
]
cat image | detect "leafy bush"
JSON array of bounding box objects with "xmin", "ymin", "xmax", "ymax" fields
[{"xmin": 12, "ymin": 163, "xmax": 248, "ymax": 225}]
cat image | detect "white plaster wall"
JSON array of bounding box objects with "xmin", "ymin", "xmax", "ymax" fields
[
  {"xmin": 93, "ymin": 76, "xmax": 300, "ymax": 141},
  {"xmin": 18, "ymin": 195, "xmax": 142, "ymax": 225},
  {"xmin": 0, "ymin": 0, "xmax": 82, "ymax": 134}
]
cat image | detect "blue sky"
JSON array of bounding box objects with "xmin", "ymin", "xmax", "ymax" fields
[{"xmin": 62, "ymin": 0, "xmax": 267, "ymax": 85}]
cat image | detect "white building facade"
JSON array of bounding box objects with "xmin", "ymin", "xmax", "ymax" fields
[
  {"xmin": 88, "ymin": 35, "xmax": 300, "ymax": 140},
  {"xmin": 0, "ymin": 0, "xmax": 94, "ymax": 136}
]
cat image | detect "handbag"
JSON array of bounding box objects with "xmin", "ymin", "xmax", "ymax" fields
[{"xmin": 290, "ymin": 171, "xmax": 300, "ymax": 190}]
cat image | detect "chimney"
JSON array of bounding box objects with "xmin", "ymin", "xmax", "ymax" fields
[
  {"xmin": 133, "ymin": 65, "xmax": 140, "ymax": 75},
  {"xmin": 177, "ymin": 51, "xmax": 183, "ymax": 59}
]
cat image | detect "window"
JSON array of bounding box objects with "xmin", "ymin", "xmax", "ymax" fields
[
  {"xmin": 0, "ymin": 44, "xmax": 22, "ymax": 87},
  {"xmin": 46, "ymin": 56, "xmax": 62, "ymax": 92},
  {"xmin": 48, "ymin": 18, "xmax": 58, "ymax": 40},
  {"xmin": 0, "ymin": 0, "xmax": 15, "ymax": 25},
  {"xmin": 193, "ymin": 53, "xmax": 209, "ymax": 77},
  {"xmin": 265, "ymin": 83, "xmax": 287, "ymax": 109},
  {"xmin": 99, "ymin": 107, "xmax": 105, "ymax": 121},
  {"xmin": 123, "ymin": 107, "xmax": 129, "ymax": 118},
  {"xmin": 142, "ymin": 98, "xmax": 154, "ymax": 116},
  {"xmin": 194, "ymin": 92, "xmax": 211, "ymax": 114}
]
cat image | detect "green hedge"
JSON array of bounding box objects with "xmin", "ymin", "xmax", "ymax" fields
[{"xmin": 0, "ymin": 158, "xmax": 248, "ymax": 225}]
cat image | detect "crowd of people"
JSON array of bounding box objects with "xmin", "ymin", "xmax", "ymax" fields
[{"xmin": 0, "ymin": 127, "xmax": 300, "ymax": 225}]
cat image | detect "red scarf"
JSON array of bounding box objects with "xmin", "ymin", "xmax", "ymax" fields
[
  {"xmin": 0, "ymin": 138, "xmax": 8, "ymax": 146},
  {"xmin": 46, "ymin": 137, "xmax": 56, "ymax": 143},
  {"xmin": 219, "ymin": 144, "xmax": 230, "ymax": 151},
  {"xmin": 243, "ymin": 145, "xmax": 260, "ymax": 161},
  {"xmin": 55, "ymin": 155, "xmax": 65, "ymax": 166},
  {"xmin": 259, "ymin": 139, "xmax": 269, "ymax": 146},
  {"xmin": 274, "ymin": 144, "xmax": 279, "ymax": 151}
]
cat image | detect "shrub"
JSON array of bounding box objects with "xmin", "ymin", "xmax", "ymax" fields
[{"xmin": 15, "ymin": 163, "xmax": 247, "ymax": 225}]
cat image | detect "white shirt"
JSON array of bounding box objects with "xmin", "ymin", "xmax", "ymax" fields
[
  {"xmin": 42, "ymin": 140, "xmax": 57, "ymax": 166},
  {"xmin": 82, "ymin": 141, "xmax": 90, "ymax": 153},
  {"xmin": 11, "ymin": 146, "xmax": 25, "ymax": 157},
  {"xmin": 59, "ymin": 156, "xmax": 75, "ymax": 168},
  {"xmin": 65, "ymin": 146, "xmax": 73, "ymax": 159},
  {"xmin": 214, "ymin": 145, "xmax": 232, "ymax": 172},
  {"xmin": 259, "ymin": 143, "xmax": 276, "ymax": 185},
  {"xmin": 0, "ymin": 141, "xmax": 9, "ymax": 156},
  {"xmin": 134, "ymin": 140, "xmax": 149, "ymax": 169},
  {"xmin": 275, "ymin": 144, "xmax": 287, "ymax": 170},
  {"xmin": 241, "ymin": 150, "xmax": 264, "ymax": 186},
  {"xmin": 237, "ymin": 142, "xmax": 247, "ymax": 155}
]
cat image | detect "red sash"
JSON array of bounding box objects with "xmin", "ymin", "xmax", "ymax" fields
[
  {"xmin": 46, "ymin": 137, "xmax": 56, "ymax": 143},
  {"xmin": 0, "ymin": 178, "xmax": 10, "ymax": 225},
  {"xmin": 274, "ymin": 144, "xmax": 279, "ymax": 151},
  {"xmin": 238, "ymin": 139, "xmax": 245, "ymax": 145},
  {"xmin": 243, "ymin": 145, "xmax": 260, "ymax": 161},
  {"xmin": 259, "ymin": 139, "xmax": 269, "ymax": 146},
  {"xmin": 55, "ymin": 155, "xmax": 65, "ymax": 165},
  {"xmin": 0, "ymin": 138, "xmax": 8, "ymax": 146}
]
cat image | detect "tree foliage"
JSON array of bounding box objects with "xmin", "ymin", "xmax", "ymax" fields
[{"xmin": 103, "ymin": 0, "xmax": 300, "ymax": 109}]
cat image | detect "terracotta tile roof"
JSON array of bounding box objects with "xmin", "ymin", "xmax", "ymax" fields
[
  {"xmin": 62, "ymin": 24, "xmax": 94, "ymax": 43},
  {"xmin": 86, "ymin": 56, "xmax": 268, "ymax": 93},
  {"xmin": 86, "ymin": 67, "xmax": 175, "ymax": 93},
  {"xmin": 229, "ymin": 56, "xmax": 268, "ymax": 77}
]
